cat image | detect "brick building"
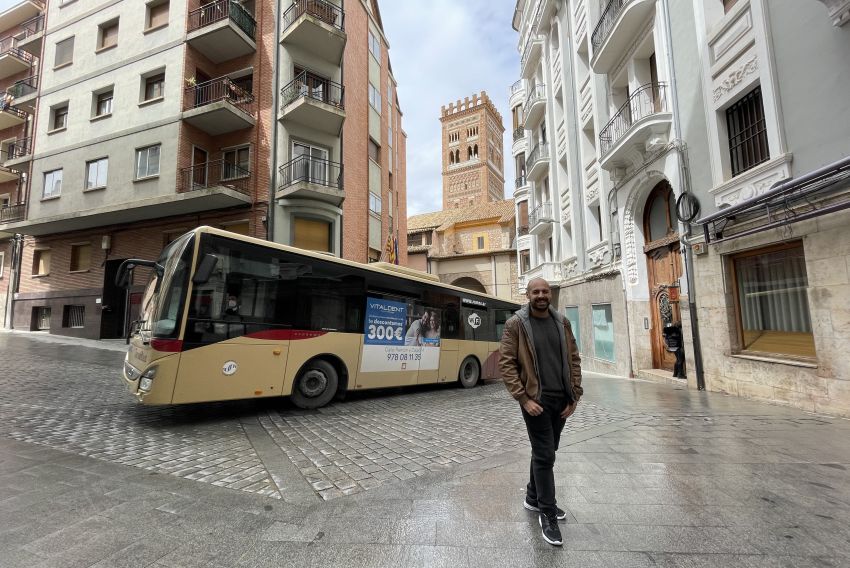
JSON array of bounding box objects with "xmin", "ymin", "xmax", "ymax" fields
[
  {"xmin": 440, "ymin": 91, "xmax": 505, "ymax": 209},
  {"xmin": 0, "ymin": 0, "xmax": 406, "ymax": 339}
]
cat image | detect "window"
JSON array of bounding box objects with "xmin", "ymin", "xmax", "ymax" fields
[
  {"xmin": 369, "ymin": 192, "xmax": 382, "ymax": 215},
  {"xmin": 85, "ymin": 158, "xmax": 108, "ymax": 190},
  {"xmin": 727, "ymin": 86, "xmax": 769, "ymax": 177},
  {"xmin": 33, "ymin": 249, "xmax": 51, "ymax": 276},
  {"xmin": 43, "ymin": 169, "xmax": 63, "ymax": 199},
  {"xmin": 368, "ymin": 30, "xmax": 380, "ymax": 60},
  {"xmin": 368, "ymin": 83, "xmax": 381, "ymax": 113},
  {"xmin": 564, "ymin": 306, "xmax": 581, "ymax": 353},
  {"xmin": 592, "ymin": 304, "xmax": 615, "ymax": 362},
  {"xmin": 54, "ymin": 36, "xmax": 74, "ymax": 67},
  {"xmin": 135, "ymin": 144, "xmax": 161, "ymax": 178},
  {"xmin": 293, "ymin": 217, "xmax": 331, "ymax": 252},
  {"xmin": 98, "ymin": 19, "xmax": 119, "ymax": 50},
  {"xmin": 51, "ymin": 105, "xmax": 68, "ymax": 131},
  {"xmin": 223, "ymin": 146, "xmax": 250, "ymax": 179},
  {"xmin": 476, "ymin": 236, "xmax": 485, "ymax": 250},
  {"xmin": 147, "ymin": 0, "xmax": 170, "ymax": 30},
  {"xmin": 368, "ymin": 248, "xmax": 380, "ymax": 263},
  {"xmin": 731, "ymin": 242, "xmax": 814, "ymax": 359},
  {"xmin": 34, "ymin": 307, "xmax": 51, "ymax": 330},
  {"xmin": 368, "ymin": 139, "xmax": 380, "ymax": 163},
  {"xmin": 723, "ymin": 0, "xmax": 739, "ymax": 13},
  {"xmin": 63, "ymin": 305, "xmax": 86, "ymax": 328},
  {"xmin": 70, "ymin": 244, "xmax": 91, "ymax": 272},
  {"xmin": 520, "ymin": 250, "xmax": 530, "ymax": 273},
  {"xmin": 143, "ymin": 73, "xmax": 165, "ymax": 101},
  {"xmin": 223, "ymin": 222, "xmax": 249, "ymax": 235},
  {"xmin": 95, "ymin": 90, "xmax": 113, "ymax": 117}
]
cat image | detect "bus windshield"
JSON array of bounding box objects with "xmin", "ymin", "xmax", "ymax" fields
[{"xmin": 139, "ymin": 233, "xmax": 194, "ymax": 339}]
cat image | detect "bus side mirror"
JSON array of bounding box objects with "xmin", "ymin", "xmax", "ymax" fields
[{"xmin": 192, "ymin": 254, "xmax": 219, "ymax": 284}]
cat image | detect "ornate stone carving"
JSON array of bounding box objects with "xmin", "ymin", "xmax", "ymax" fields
[
  {"xmin": 816, "ymin": 0, "xmax": 850, "ymax": 26},
  {"xmin": 562, "ymin": 257, "xmax": 578, "ymax": 279},
  {"xmin": 713, "ymin": 55, "xmax": 758, "ymax": 102},
  {"xmin": 588, "ymin": 244, "xmax": 610, "ymax": 268},
  {"xmin": 622, "ymin": 170, "xmax": 667, "ymax": 285}
]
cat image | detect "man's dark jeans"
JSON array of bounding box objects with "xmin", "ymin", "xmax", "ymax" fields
[{"xmin": 522, "ymin": 393, "xmax": 568, "ymax": 517}]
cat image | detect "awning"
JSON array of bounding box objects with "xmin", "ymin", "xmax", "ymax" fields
[{"xmin": 698, "ymin": 155, "xmax": 850, "ymax": 244}]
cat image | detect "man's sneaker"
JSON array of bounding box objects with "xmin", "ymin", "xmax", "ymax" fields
[
  {"xmin": 538, "ymin": 512, "xmax": 563, "ymax": 546},
  {"xmin": 523, "ymin": 497, "xmax": 567, "ymax": 521}
]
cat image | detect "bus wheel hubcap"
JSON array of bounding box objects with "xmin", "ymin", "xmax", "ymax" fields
[{"xmin": 301, "ymin": 370, "xmax": 328, "ymax": 398}]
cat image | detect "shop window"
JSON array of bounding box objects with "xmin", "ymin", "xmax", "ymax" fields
[
  {"xmin": 730, "ymin": 241, "xmax": 814, "ymax": 359},
  {"xmin": 592, "ymin": 303, "xmax": 614, "ymax": 362},
  {"xmin": 564, "ymin": 306, "xmax": 581, "ymax": 353}
]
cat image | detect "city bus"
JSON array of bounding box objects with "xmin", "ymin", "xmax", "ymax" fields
[{"xmin": 117, "ymin": 226, "xmax": 521, "ymax": 409}]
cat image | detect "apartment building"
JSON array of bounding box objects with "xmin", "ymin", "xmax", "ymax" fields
[{"xmin": 0, "ymin": 0, "xmax": 406, "ymax": 339}]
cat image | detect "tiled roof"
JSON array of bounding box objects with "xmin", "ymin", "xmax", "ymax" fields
[{"xmin": 407, "ymin": 199, "xmax": 516, "ymax": 233}]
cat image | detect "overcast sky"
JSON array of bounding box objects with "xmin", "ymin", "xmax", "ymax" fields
[{"xmin": 380, "ymin": 1, "xmax": 520, "ymax": 216}]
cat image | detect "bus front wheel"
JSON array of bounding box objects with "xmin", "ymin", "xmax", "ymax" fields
[
  {"xmin": 291, "ymin": 359, "xmax": 338, "ymax": 409},
  {"xmin": 458, "ymin": 356, "xmax": 480, "ymax": 389}
]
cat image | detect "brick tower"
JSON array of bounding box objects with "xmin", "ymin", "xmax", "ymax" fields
[{"xmin": 440, "ymin": 91, "xmax": 506, "ymax": 209}]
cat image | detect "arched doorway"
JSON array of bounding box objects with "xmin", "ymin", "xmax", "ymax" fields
[
  {"xmin": 452, "ymin": 277, "xmax": 487, "ymax": 294},
  {"xmin": 643, "ymin": 180, "xmax": 683, "ymax": 371}
]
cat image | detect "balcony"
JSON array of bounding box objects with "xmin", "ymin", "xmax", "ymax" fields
[
  {"xmin": 512, "ymin": 126, "xmax": 527, "ymax": 156},
  {"xmin": 279, "ymin": 71, "xmax": 345, "ymax": 135},
  {"xmin": 0, "ymin": 37, "xmax": 33, "ymax": 81},
  {"xmin": 0, "ymin": 202, "xmax": 25, "ymax": 224},
  {"xmin": 0, "ymin": 103, "xmax": 27, "ymax": 130},
  {"xmin": 181, "ymin": 159, "xmax": 251, "ymax": 195},
  {"xmin": 509, "ymin": 78, "xmax": 525, "ymax": 107},
  {"xmin": 599, "ymin": 83, "xmax": 671, "ymax": 170},
  {"xmin": 523, "ymin": 83, "xmax": 546, "ymax": 128},
  {"xmin": 186, "ymin": 0, "xmax": 257, "ymax": 63},
  {"xmin": 590, "ymin": 0, "xmax": 655, "ymax": 74},
  {"xmin": 281, "ymin": 0, "xmax": 346, "ymax": 65},
  {"xmin": 514, "ymin": 175, "xmax": 530, "ymax": 200},
  {"xmin": 276, "ymin": 154, "xmax": 344, "ymax": 206},
  {"xmin": 525, "ymin": 261, "xmax": 562, "ymax": 285},
  {"xmin": 16, "ymin": 14, "xmax": 43, "ymax": 56},
  {"xmin": 520, "ymin": 33, "xmax": 544, "ymax": 79},
  {"xmin": 526, "ymin": 142, "xmax": 550, "ymax": 181},
  {"xmin": 0, "ymin": 163, "xmax": 18, "ymax": 183},
  {"xmin": 182, "ymin": 77, "xmax": 256, "ymax": 136},
  {"xmin": 3, "ymin": 136, "xmax": 31, "ymax": 170},
  {"xmin": 6, "ymin": 75, "xmax": 37, "ymax": 111},
  {"xmin": 529, "ymin": 202, "xmax": 555, "ymax": 234}
]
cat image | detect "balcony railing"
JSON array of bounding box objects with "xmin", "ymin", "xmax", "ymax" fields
[
  {"xmin": 7, "ymin": 75, "xmax": 37, "ymax": 98},
  {"xmin": 20, "ymin": 14, "xmax": 44, "ymax": 37},
  {"xmin": 515, "ymin": 175, "xmax": 527, "ymax": 189},
  {"xmin": 527, "ymin": 142, "xmax": 549, "ymax": 168},
  {"xmin": 281, "ymin": 71, "xmax": 344, "ymax": 109},
  {"xmin": 5, "ymin": 137, "xmax": 31, "ymax": 160},
  {"xmin": 181, "ymin": 160, "xmax": 251, "ymax": 194},
  {"xmin": 530, "ymin": 202, "xmax": 553, "ymax": 227},
  {"xmin": 0, "ymin": 202, "xmax": 25, "ymax": 223},
  {"xmin": 187, "ymin": 0, "xmax": 257, "ymax": 40},
  {"xmin": 283, "ymin": 0, "xmax": 345, "ymax": 32},
  {"xmin": 184, "ymin": 77, "xmax": 256, "ymax": 116},
  {"xmin": 513, "ymin": 127, "xmax": 525, "ymax": 142},
  {"xmin": 279, "ymin": 154, "xmax": 343, "ymax": 191},
  {"xmin": 591, "ymin": 0, "xmax": 626, "ymax": 53},
  {"xmin": 524, "ymin": 83, "xmax": 546, "ymax": 110},
  {"xmin": 599, "ymin": 83, "xmax": 668, "ymax": 155},
  {"xmin": 510, "ymin": 79, "xmax": 524, "ymax": 94},
  {"xmin": 0, "ymin": 101, "xmax": 28, "ymax": 120},
  {"xmin": 0, "ymin": 37, "xmax": 33, "ymax": 64}
]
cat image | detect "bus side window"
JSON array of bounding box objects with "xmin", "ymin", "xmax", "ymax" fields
[
  {"xmin": 425, "ymin": 291, "xmax": 460, "ymax": 339},
  {"xmin": 495, "ymin": 309, "xmax": 512, "ymax": 340}
]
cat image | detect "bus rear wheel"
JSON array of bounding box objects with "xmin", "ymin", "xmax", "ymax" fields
[
  {"xmin": 458, "ymin": 356, "xmax": 480, "ymax": 389},
  {"xmin": 291, "ymin": 359, "xmax": 338, "ymax": 409}
]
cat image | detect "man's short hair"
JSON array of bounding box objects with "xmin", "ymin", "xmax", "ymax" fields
[{"xmin": 525, "ymin": 277, "xmax": 550, "ymax": 293}]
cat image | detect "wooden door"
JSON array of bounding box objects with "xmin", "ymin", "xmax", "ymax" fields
[
  {"xmin": 192, "ymin": 147, "xmax": 208, "ymax": 187},
  {"xmin": 643, "ymin": 181, "xmax": 683, "ymax": 371}
]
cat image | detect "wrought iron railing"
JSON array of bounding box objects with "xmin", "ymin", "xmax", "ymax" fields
[
  {"xmin": 5, "ymin": 137, "xmax": 31, "ymax": 160},
  {"xmin": 279, "ymin": 155, "xmax": 343, "ymax": 190},
  {"xmin": 283, "ymin": 0, "xmax": 345, "ymax": 32},
  {"xmin": 599, "ymin": 83, "xmax": 668, "ymax": 155},
  {"xmin": 511, "ymin": 79, "xmax": 524, "ymax": 94},
  {"xmin": 0, "ymin": 37, "xmax": 33, "ymax": 64},
  {"xmin": 515, "ymin": 175, "xmax": 527, "ymax": 189},
  {"xmin": 20, "ymin": 14, "xmax": 44, "ymax": 38},
  {"xmin": 0, "ymin": 101, "xmax": 28, "ymax": 120},
  {"xmin": 524, "ymin": 83, "xmax": 546, "ymax": 112},
  {"xmin": 280, "ymin": 71, "xmax": 344, "ymax": 109},
  {"xmin": 187, "ymin": 0, "xmax": 257, "ymax": 40},
  {"xmin": 0, "ymin": 202, "xmax": 25, "ymax": 223},
  {"xmin": 527, "ymin": 142, "xmax": 549, "ymax": 170},
  {"xmin": 184, "ymin": 76, "xmax": 256, "ymax": 116},
  {"xmin": 7, "ymin": 76, "xmax": 37, "ymax": 98},
  {"xmin": 181, "ymin": 160, "xmax": 251, "ymax": 194},
  {"xmin": 530, "ymin": 202, "xmax": 553, "ymax": 227},
  {"xmin": 591, "ymin": 0, "xmax": 627, "ymax": 53},
  {"xmin": 513, "ymin": 127, "xmax": 525, "ymax": 142}
]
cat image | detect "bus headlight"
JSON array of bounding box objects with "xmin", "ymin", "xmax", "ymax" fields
[{"xmin": 139, "ymin": 367, "xmax": 158, "ymax": 392}]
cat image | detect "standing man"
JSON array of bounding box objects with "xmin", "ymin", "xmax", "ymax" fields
[{"xmin": 499, "ymin": 277, "xmax": 583, "ymax": 546}]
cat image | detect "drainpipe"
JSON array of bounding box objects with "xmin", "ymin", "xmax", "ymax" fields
[
  {"xmin": 660, "ymin": 0, "xmax": 705, "ymax": 390},
  {"xmin": 268, "ymin": 0, "xmax": 283, "ymax": 242}
]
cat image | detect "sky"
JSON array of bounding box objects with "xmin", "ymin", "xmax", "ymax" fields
[{"xmin": 380, "ymin": 0, "xmax": 520, "ymax": 216}]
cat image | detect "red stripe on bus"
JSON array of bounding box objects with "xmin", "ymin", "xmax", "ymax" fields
[
  {"xmin": 244, "ymin": 330, "xmax": 328, "ymax": 341},
  {"xmin": 151, "ymin": 338, "xmax": 183, "ymax": 352}
]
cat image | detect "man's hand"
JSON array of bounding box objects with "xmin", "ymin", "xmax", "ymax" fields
[
  {"xmin": 560, "ymin": 401, "xmax": 578, "ymax": 419},
  {"xmin": 522, "ymin": 399, "xmax": 543, "ymax": 416}
]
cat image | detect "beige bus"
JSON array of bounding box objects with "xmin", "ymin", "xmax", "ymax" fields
[{"xmin": 118, "ymin": 226, "xmax": 520, "ymax": 409}]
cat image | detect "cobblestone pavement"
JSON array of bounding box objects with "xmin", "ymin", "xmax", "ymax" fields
[{"xmin": 0, "ymin": 333, "xmax": 630, "ymax": 501}]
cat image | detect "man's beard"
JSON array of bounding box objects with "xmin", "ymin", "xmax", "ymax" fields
[{"xmin": 532, "ymin": 299, "xmax": 549, "ymax": 310}]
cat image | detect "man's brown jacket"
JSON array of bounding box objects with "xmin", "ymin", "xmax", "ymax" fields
[{"xmin": 499, "ymin": 304, "xmax": 583, "ymax": 406}]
